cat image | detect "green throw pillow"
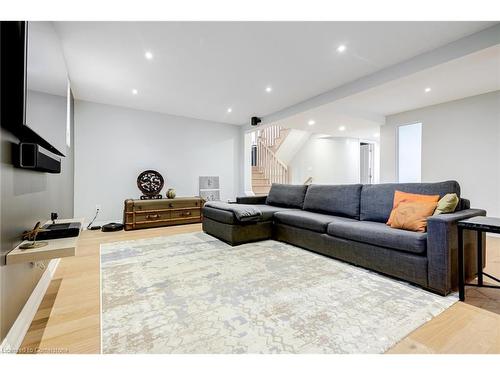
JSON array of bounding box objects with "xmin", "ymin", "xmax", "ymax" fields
[{"xmin": 433, "ymin": 193, "xmax": 459, "ymax": 215}]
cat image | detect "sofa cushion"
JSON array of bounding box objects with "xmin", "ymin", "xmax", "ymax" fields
[
  {"xmin": 204, "ymin": 201, "xmax": 263, "ymax": 222},
  {"xmin": 327, "ymin": 220, "xmax": 427, "ymax": 254},
  {"xmin": 387, "ymin": 191, "xmax": 440, "ymax": 225},
  {"xmin": 390, "ymin": 200, "xmax": 438, "ymax": 233},
  {"xmin": 254, "ymin": 205, "xmax": 299, "ymax": 221},
  {"xmin": 434, "ymin": 193, "xmax": 460, "ymax": 215},
  {"xmin": 274, "ymin": 210, "xmax": 357, "ymax": 233},
  {"xmin": 203, "ymin": 206, "xmax": 238, "ymax": 225},
  {"xmin": 266, "ymin": 184, "xmax": 308, "ymax": 209},
  {"xmin": 203, "ymin": 205, "xmax": 296, "ymax": 225},
  {"xmin": 360, "ymin": 180, "xmax": 461, "ymax": 223},
  {"xmin": 303, "ymin": 184, "xmax": 362, "ymax": 219}
]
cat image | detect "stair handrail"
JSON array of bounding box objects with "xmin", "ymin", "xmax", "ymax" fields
[
  {"xmin": 257, "ymin": 125, "xmax": 284, "ymax": 148},
  {"xmin": 256, "ymin": 138, "xmax": 289, "ymax": 185},
  {"xmin": 258, "ymin": 140, "xmax": 288, "ymax": 170}
]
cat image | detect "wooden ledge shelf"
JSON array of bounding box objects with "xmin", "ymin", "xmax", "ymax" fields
[{"xmin": 6, "ymin": 218, "xmax": 83, "ymax": 265}]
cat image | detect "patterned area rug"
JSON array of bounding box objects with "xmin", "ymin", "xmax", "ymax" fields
[{"xmin": 100, "ymin": 232, "xmax": 456, "ymax": 353}]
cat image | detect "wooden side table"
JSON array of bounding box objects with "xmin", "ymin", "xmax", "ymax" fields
[{"xmin": 457, "ymin": 216, "xmax": 500, "ymax": 301}]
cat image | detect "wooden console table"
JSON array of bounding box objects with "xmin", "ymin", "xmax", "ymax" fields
[{"xmin": 123, "ymin": 197, "xmax": 205, "ymax": 231}]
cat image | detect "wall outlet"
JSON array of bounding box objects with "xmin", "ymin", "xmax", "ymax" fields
[{"xmin": 95, "ymin": 204, "xmax": 101, "ymax": 211}]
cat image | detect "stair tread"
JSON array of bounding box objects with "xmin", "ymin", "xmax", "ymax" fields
[{"xmin": 253, "ymin": 190, "xmax": 271, "ymax": 194}]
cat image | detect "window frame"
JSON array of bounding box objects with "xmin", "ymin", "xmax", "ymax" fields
[{"xmin": 396, "ymin": 121, "xmax": 423, "ymax": 183}]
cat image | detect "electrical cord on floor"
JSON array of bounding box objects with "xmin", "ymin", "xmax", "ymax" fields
[{"xmin": 87, "ymin": 208, "xmax": 101, "ymax": 230}]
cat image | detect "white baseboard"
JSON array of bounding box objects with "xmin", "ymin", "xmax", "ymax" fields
[{"xmin": 0, "ymin": 258, "xmax": 60, "ymax": 354}]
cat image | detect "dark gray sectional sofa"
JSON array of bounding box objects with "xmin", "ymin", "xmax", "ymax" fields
[{"xmin": 202, "ymin": 181, "xmax": 485, "ymax": 295}]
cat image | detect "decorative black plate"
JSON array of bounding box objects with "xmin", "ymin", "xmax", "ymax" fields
[{"xmin": 137, "ymin": 170, "xmax": 164, "ymax": 199}]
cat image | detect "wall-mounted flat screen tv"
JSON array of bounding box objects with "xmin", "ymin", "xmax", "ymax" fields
[
  {"xmin": 26, "ymin": 21, "xmax": 70, "ymax": 155},
  {"xmin": 0, "ymin": 21, "xmax": 69, "ymax": 156}
]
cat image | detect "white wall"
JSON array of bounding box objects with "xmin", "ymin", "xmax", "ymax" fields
[
  {"xmin": 1, "ymin": 92, "xmax": 74, "ymax": 341},
  {"xmin": 289, "ymin": 135, "xmax": 361, "ymax": 185},
  {"xmin": 381, "ymin": 90, "xmax": 500, "ymax": 216},
  {"xmin": 74, "ymin": 101, "xmax": 242, "ymax": 223},
  {"xmin": 275, "ymin": 129, "xmax": 311, "ymax": 164}
]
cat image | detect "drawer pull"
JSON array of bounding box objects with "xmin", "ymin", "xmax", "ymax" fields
[{"xmin": 146, "ymin": 214, "xmax": 160, "ymax": 220}]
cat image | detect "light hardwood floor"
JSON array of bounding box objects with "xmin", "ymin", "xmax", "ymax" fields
[{"xmin": 19, "ymin": 224, "xmax": 500, "ymax": 354}]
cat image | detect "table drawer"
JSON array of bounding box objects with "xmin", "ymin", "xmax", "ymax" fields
[
  {"xmin": 171, "ymin": 208, "xmax": 201, "ymax": 219},
  {"xmin": 163, "ymin": 200, "xmax": 202, "ymax": 209},
  {"xmin": 135, "ymin": 211, "xmax": 171, "ymax": 223}
]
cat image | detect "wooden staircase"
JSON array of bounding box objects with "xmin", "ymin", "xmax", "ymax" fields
[
  {"xmin": 252, "ymin": 166, "xmax": 271, "ymax": 195},
  {"xmin": 269, "ymin": 128, "xmax": 290, "ymax": 153},
  {"xmin": 252, "ymin": 125, "xmax": 290, "ymax": 195}
]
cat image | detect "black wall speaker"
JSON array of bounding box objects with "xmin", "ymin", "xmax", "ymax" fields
[
  {"xmin": 19, "ymin": 143, "xmax": 61, "ymax": 173},
  {"xmin": 251, "ymin": 117, "xmax": 262, "ymax": 126}
]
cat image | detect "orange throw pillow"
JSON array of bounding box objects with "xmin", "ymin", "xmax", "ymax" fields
[
  {"xmin": 387, "ymin": 191, "xmax": 440, "ymax": 225},
  {"xmin": 390, "ymin": 201, "xmax": 438, "ymax": 232}
]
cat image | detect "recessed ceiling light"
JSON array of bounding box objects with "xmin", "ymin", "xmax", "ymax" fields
[
  {"xmin": 132, "ymin": 89, "xmax": 138, "ymax": 95},
  {"xmin": 373, "ymin": 132, "xmax": 380, "ymax": 138},
  {"xmin": 265, "ymin": 86, "xmax": 272, "ymax": 93},
  {"xmin": 425, "ymin": 87, "xmax": 431, "ymax": 93},
  {"xmin": 337, "ymin": 44, "xmax": 346, "ymax": 53},
  {"xmin": 227, "ymin": 108, "xmax": 232, "ymax": 113},
  {"xmin": 145, "ymin": 51, "xmax": 153, "ymax": 60},
  {"xmin": 339, "ymin": 125, "xmax": 346, "ymax": 131},
  {"xmin": 308, "ymin": 120, "xmax": 315, "ymax": 126}
]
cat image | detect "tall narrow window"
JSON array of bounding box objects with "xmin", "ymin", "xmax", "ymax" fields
[{"xmin": 398, "ymin": 122, "xmax": 422, "ymax": 183}]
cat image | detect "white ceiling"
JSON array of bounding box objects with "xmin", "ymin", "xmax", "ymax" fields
[
  {"xmin": 278, "ymin": 44, "xmax": 500, "ymax": 140},
  {"xmin": 271, "ymin": 107, "xmax": 382, "ymax": 141},
  {"xmin": 335, "ymin": 44, "xmax": 500, "ymax": 116},
  {"xmin": 54, "ymin": 21, "xmax": 496, "ymax": 125}
]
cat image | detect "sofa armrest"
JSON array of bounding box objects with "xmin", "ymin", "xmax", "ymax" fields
[
  {"xmin": 427, "ymin": 208, "xmax": 486, "ymax": 294},
  {"xmin": 459, "ymin": 198, "xmax": 470, "ymax": 210},
  {"xmin": 236, "ymin": 196, "xmax": 267, "ymax": 205},
  {"xmin": 427, "ymin": 208, "xmax": 484, "ymax": 224}
]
